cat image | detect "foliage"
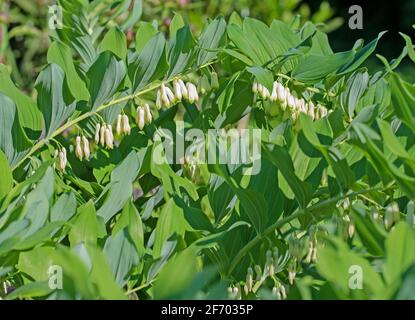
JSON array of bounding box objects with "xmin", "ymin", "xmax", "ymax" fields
[
  {"xmin": 1, "ymin": 0, "xmax": 341, "ymax": 91},
  {"xmin": 1, "ymin": 0, "xmax": 415, "ymax": 300}
]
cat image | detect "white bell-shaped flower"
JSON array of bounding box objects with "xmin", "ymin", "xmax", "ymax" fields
[
  {"xmin": 82, "ymin": 136, "xmax": 90, "ymax": 159},
  {"xmin": 75, "ymin": 136, "xmax": 83, "ymax": 160}
]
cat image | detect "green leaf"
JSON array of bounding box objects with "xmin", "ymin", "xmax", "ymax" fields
[
  {"xmin": 389, "ymin": 72, "xmax": 415, "ymax": 132},
  {"xmin": 246, "ymin": 66, "xmax": 273, "ymax": 91},
  {"xmin": 35, "ymin": 63, "xmax": 77, "ymax": 137},
  {"xmin": 50, "ymin": 192, "xmax": 77, "ymax": 222},
  {"xmin": 135, "ymin": 21, "xmax": 157, "ymax": 53},
  {"xmin": 87, "ymin": 51, "xmax": 126, "ymax": 110},
  {"xmin": 317, "ymin": 236, "xmax": 385, "ymax": 298},
  {"xmin": 47, "ymin": 41, "xmax": 90, "ymax": 101},
  {"xmin": 169, "ymin": 13, "xmax": 185, "ymax": 36},
  {"xmin": 351, "ymin": 203, "xmax": 386, "ymax": 256},
  {"xmin": 129, "ymin": 32, "xmax": 167, "ymax": 92},
  {"xmin": 17, "ymin": 246, "xmax": 55, "ymax": 281},
  {"xmin": 400, "ymin": 32, "xmax": 415, "ymax": 64},
  {"xmin": 20, "ymin": 168, "xmax": 54, "ymax": 237},
  {"xmin": 103, "ymin": 228, "xmax": 139, "ymax": 286},
  {"xmin": 0, "ymin": 93, "xmax": 33, "ymax": 166},
  {"xmin": 97, "ymin": 151, "xmax": 142, "ymax": 222},
  {"xmin": 384, "ymin": 222, "xmax": 415, "ymax": 285},
  {"xmin": 197, "ymin": 17, "xmax": 227, "ymax": 66},
  {"xmin": 292, "ymin": 51, "xmax": 354, "ymax": 84},
  {"xmin": 340, "ymin": 71, "xmax": 369, "ymax": 119},
  {"xmin": 0, "ymin": 65, "xmax": 42, "ymax": 140},
  {"xmin": 0, "ymin": 149, "xmax": 13, "ymax": 200},
  {"xmin": 99, "ymin": 27, "xmax": 127, "ymax": 60},
  {"xmin": 337, "ymin": 32, "xmax": 386, "ymax": 75},
  {"xmin": 5, "ymin": 282, "xmax": 53, "ymax": 300},
  {"xmin": 263, "ymin": 144, "xmax": 312, "ymax": 208},
  {"xmin": 113, "ymin": 199, "xmax": 145, "ymax": 257},
  {"xmin": 69, "ymin": 200, "xmax": 99, "ymax": 246},
  {"xmin": 153, "ymin": 198, "xmax": 189, "ymax": 257},
  {"xmin": 153, "ymin": 247, "xmax": 198, "ymax": 299},
  {"xmin": 167, "ymin": 25, "xmax": 196, "ymax": 78},
  {"xmin": 87, "ymin": 245, "xmax": 126, "ymax": 299},
  {"xmin": 237, "ymin": 188, "xmax": 268, "ymax": 234}
]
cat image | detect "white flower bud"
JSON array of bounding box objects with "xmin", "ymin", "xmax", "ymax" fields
[
  {"xmin": 143, "ymin": 103, "xmax": 152, "ymax": 124},
  {"xmin": 100, "ymin": 124, "xmax": 106, "ymax": 146},
  {"xmin": 386, "ymin": 202, "xmax": 400, "ymax": 226},
  {"xmin": 95, "ymin": 123, "xmax": 101, "ymax": 144},
  {"xmin": 165, "ymin": 85, "xmax": 175, "ymax": 104},
  {"xmin": 348, "ymin": 221, "xmax": 355, "ymax": 238},
  {"xmin": 254, "ymin": 265, "xmax": 262, "ymax": 281},
  {"xmin": 173, "ymin": 80, "xmax": 182, "ymax": 101},
  {"xmin": 299, "ymin": 99, "xmax": 307, "ymax": 113},
  {"xmin": 305, "ymin": 242, "xmax": 313, "ymax": 264},
  {"xmin": 105, "ymin": 126, "xmax": 113, "ymax": 149},
  {"xmin": 288, "ymin": 261, "xmax": 296, "ymax": 285},
  {"xmin": 317, "ymin": 105, "xmax": 328, "ymax": 118},
  {"xmin": 122, "ymin": 115, "xmax": 131, "ymax": 135},
  {"xmin": 59, "ymin": 151, "xmax": 66, "ymax": 171},
  {"xmin": 287, "ymin": 94, "xmax": 295, "ymax": 110},
  {"xmin": 294, "ymin": 97, "xmax": 302, "ymax": 110},
  {"xmin": 280, "ymin": 285, "xmax": 287, "ymax": 299},
  {"xmin": 277, "ymin": 83, "xmax": 286, "ymax": 102},
  {"xmin": 257, "ymin": 83, "xmax": 263, "ymax": 95},
  {"xmin": 82, "ymin": 136, "xmax": 90, "ymax": 159},
  {"xmin": 187, "ymin": 82, "xmax": 199, "ymax": 104},
  {"xmin": 156, "ymin": 89, "xmax": 162, "ymax": 110},
  {"xmin": 252, "ymin": 81, "xmax": 258, "ymax": 94},
  {"xmin": 246, "ymin": 268, "xmax": 253, "ymax": 292},
  {"xmin": 272, "ymin": 287, "xmax": 282, "ymax": 300},
  {"xmin": 261, "ymin": 85, "xmax": 270, "ymax": 100},
  {"xmin": 270, "ymin": 81, "xmax": 278, "ymax": 101},
  {"xmin": 62, "ymin": 147, "xmax": 67, "ymax": 167},
  {"xmin": 161, "ymin": 84, "xmax": 170, "ymax": 107},
  {"xmin": 178, "ymin": 79, "xmax": 188, "ymax": 99},
  {"xmin": 116, "ymin": 114, "xmax": 122, "ymax": 135},
  {"xmin": 137, "ymin": 106, "xmax": 145, "ymax": 130},
  {"xmin": 75, "ymin": 136, "xmax": 83, "ymax": 160},
  {"xmin": 307, "ymin": 101, "xmax": 315, "ymax": 120},
  {"xmin": 288, "ymin": 270, "xmax": 296, "ymax": 285}
]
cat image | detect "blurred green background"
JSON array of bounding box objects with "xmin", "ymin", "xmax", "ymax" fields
[{"xmin": 0, "ymin": 0, "xmax": 414, "ymax": 91}]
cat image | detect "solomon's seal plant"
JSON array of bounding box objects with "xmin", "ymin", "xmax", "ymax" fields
[{"xmin": 1, "ymin": 0, "xmax": 415, "ymax": 300}]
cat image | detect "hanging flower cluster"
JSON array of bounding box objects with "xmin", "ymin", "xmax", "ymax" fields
[
  {"xmin": 55, "ymin": 148, "xmax": 67, "ymax": 171},
  {"xmin": 156, "ymin": 79, "xmax": 199, "ymax": 109},
  {"xmin": 238, "ymin": 247, "xmax": 290, "ymax": 299},
  {"xmin": 272, "ymin": 283, "xmax": 287, "ymax": 300},
  {"xmin": 227, "ymin": 284, "xmax": 242, "ymax": 300},
  {"xmin": 74, "ymin": 135, "xmax": 90, "ymax": 161},
  {"xmin": 116, "ymin": 114, "xmax": 131, "ymax": 136},
  {"xmin": 136, "ymin": 104, "xmax": 153, "ymax": 130},
  {"xmin": 95, "ymin": 123, "xmax": 114, "ymax": 149},
  {"xmin": 304, "ymin": 238, "xmax": 318, "ymax": 264},
  {"xmin": 252, "ymin": 80, "xmax": 330, "ymax": 121},
  {"xmin": 384, "ymin": 202, "xmax": 400, "ymax": 230}
]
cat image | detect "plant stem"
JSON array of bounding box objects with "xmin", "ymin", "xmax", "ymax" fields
[
  {"xmin": 227, "ymin": 186, "xmax": 393, "ymax": 275},
  {"xmin": 12, "ymin": 61, "xmax": 215, "ymax": 171}
]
